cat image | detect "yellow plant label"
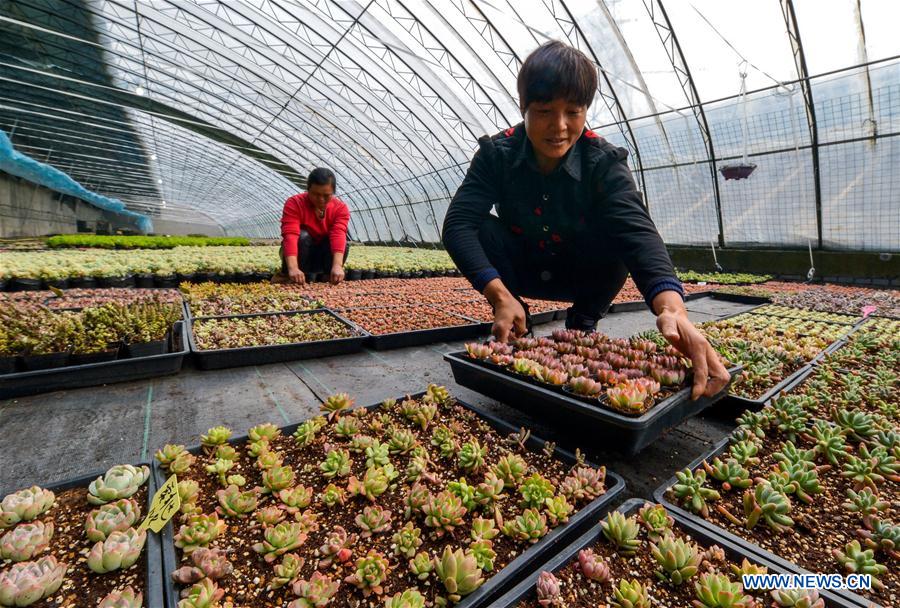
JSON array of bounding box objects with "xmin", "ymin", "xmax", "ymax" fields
[{"xmin": 138, "ymin": 473, "xmax": 181, "ymax": 533}]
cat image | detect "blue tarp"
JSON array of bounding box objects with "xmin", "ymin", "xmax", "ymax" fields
[{"xmin": 0, "ymin": 130, "xmax": 153, "ymax": 233}]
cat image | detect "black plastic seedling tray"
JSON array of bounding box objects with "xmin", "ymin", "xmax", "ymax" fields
[
  {"xmin": 444, "ymin": 352, "xmax": 741, "ymax": 456},
  {"xmin": 0, "ymin": 464, "xmax": 163, "ymax": 608},
  {"xmin": 710, "ymin": 291, "xmax": 773, "ymax": 305},
  {"xmin": 715, "ymin": 363, "xmax": 814, "ymax": 417},
  {"xmin": 187, "ymin": 309, "xmax": 369, "ymax": 369},
  {"xmin": 653, "ymin": 440, "xmax": 879, "ymax": 608},
  {"xmin": 491, "ymin": 497, "xmax": 853, "ymax": 608},
  {"xmin": 368, "ymin": 308, "xmax": 492, "ymax": 351},
  {"xmin": 0, "ymin": 321, "xmax": 188, "ymax": 399},
  {"xmin": 153, "ymin": 392, "xmax": 625, "ymax": 608}
]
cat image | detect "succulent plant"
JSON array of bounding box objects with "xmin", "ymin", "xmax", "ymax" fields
[
  {"xmin": 344, "ymin": 549, "xmax": 390, "ymax": 597},
  {"xmin": 0, "ymin": 520, "xmax": 53, "ymax": 562},
  {"xmin": 200, "ymin": 426, "xmax": 232, "ymax": 449},
  {"xmin": 319, "ymin": 483, "xmax": 346, "ymax": 508},
  {"xmin": 469, "ymin": 539, "xmax": 496, "ymax": 571},
  {"xmin": 842, "ymin": 488, "xmax": 888, "ymax": 527},
  {"xmin": 559, "ymin": 466, "xmax": 606, "ymax": 504},
  {"xmin": 255, "ymin": 450, "xmax": 282, "ymax": 470},
  {"xmin": 87, "ymin": 527, "xmax": 147, "ymax": 573},
  {"xmin": 87, "ymin": 465, "xmax": 150, "ymax": 505},
  {"xmin": 534, "ymin": 570, "xmax": 562, "ymax": 607},
  {"xmin": 388, "ymin": 427, "xmax": 418, "ymax": 455},
  {"xmin": 97, "ymin": 586, "xmax": 143, "ymax": 608},
  {"xmin": 261, "ymin": 464, "xmax": 295, "ymax": 494},
  {"xmin": 254, "ymin": 521, "xmax": 308, "ymax": 563},
  {"xmin": 384, "ymin": 588, "xmax": 426, "ymax": 608},
  {"xmin": 389, "ymin": 521, "xmax": 422, "ymax": 558},
  {"xmin": 409, "ymin": 551, "xmax": 434, "ymax": 580},
  {"xmin": 468, "ymin": 474, "xmax": 504, "ymax": 510},
  {"xmin": 268, "ymin": 552, "xmax": 304, "ymax": 590},
  {"xmin": 652, "ymin": 534, "xmax": 702, "ymax": 585},
  {"xmin": 600, "ymin": 510, "xmax": 641, "ymax": 555},
  {"xmin": 501, "ymin": 508, "xmax": 548, "ymax": 543},
  {"xmin": 576, "ymin": 548, "xmax": 610, "ymax": 582},
  {"xmin": 169, "ymin": 452, "xmax": 196, "ymax": 475},
  {"xmin": 777, "ymin": 461, "xmax": 822, "ymax": 504},
  {"xmin": 288, "ymin": 571, "xmax": 340, "ymax": 608},
  {"xmin": 353, "ymin": 504, "xmax": 393, "ymax": 538},
  {"xmin": 772, "ymin": 441, "xmax": 816, "ymax": 468},
  {"xmin": 404, "ymin": 482, "xmax": 432, "ymax": 520},
  {"xmin": 423, "ymin": 490, "xmax": 467, "ymax": 536},
  {"xmin": 858, "ymin": 518, "xmax": 900, "ymax": 556},
  {"xmin": 841, "ymin": 452, "xmax": 884, "ymax": 492},
  {"xmin": 832, "ymin": 540, "xmax": 887, "ymax": 588},
  {"xmin": 293, "ymin": 417, "xmax": 325, "ymax": 447},
  {"xmin": 204, "ymin": 459, "xmax": 234, "ymax": 487},
  {"xmin": 317, "ymin": 525, "xmax": 356, "ymax": 568},
  {"xmin": 807, "ymin": 421, "xmax": 848, "ymax": 465},
  {"xmin": 692, "ymin": 573, "xmax": 755, "ymax": 607},
  {"xmin": 215, "ymin": 484, "xmax": 257, "ymax": 518},
  {"xmin": 177, "ymin": 578, "xmax": 224, "ymax": 608},
  {"xmin": 458, "ymin": 438, "xmax": 487, "ymax": 472},
  {"xmin": 434, "ymin": 546, "xmax": 484, "ymax": 603},
  {"xmin": 364, "ymin": 440, "xmax": 391, "ymax": 468},
  {"xmin": 430, "ymin": 425, "xmax": 458, "ymax": 460},
  {"xmin": 606, "ymin": 382, "xmax": 650, "ymax": 414},
  {"xmin": 172, "ymin": 547, "xmax": 234, "ymax": 585},
  {"xmin": 542, "ymin": 494, "xmax": 573, "ymax": 525},
  {"xmin": 175, "ymin": 513, "xmax": 226, "ymax": 554},
  {"xmin": 703, "ymin": 458, "xmax": 751, "ymax": 492},
  {"xmin": 347, "ymin": 465, "xmax": 393, "ymax": 501},
  {"xmin": 672, "ymin": 468, "xmax": 721, "ymax": 517},
  {"xmin": 518, "ymin": 473, "xmax": 555, "ymax": 509},
  {"xmin": 465, "ymin": 518, "xmax": 497, "ymax": 544},
  {"xmin": 0, "ymin": 556, "xmax": 67, "ymax": 607},
  {"xmin": 611, "ymin": 579, "xmax": 650, "ymax": 608},
  {"xmin": 178, "ymin": 480, "xmax": 201, "ymax": 517},
  {"xmin": 321, "ymin": 393, "xmax": 354, "ymax": 420},
  {"xmin": 728, "ymin": 440, "xmax": 761, "ymax": 467},
  {"xmin": 156, "ymin": 444, "xmax": 187, "ymax": 467},
  {"xmin": 85, "ymin": 498, "xmax": 141, "ymax": 542},
  {"xmin": 425, "ymin": 383, "xmax": 451, "ymax": 404},
  {"xmin": 447, "ymin": 478, "xmax": 477, "ymax": 511},
  {"xmin": 567, "ymin": 375, "xmax": 603, "ymax": 397},
  {"xmin": 248, "ymin": 422, "xmax": 281, "ymax": 443},
  {"xmin": 215, "ymin": 444, "xmax": 238, "ymax": 462},
  {"xmin": 401, "ymin": 399, "xmax": 438, "ymax": 432},
  {"xmin": 491, "ymin": 454, "xmax": 528, "ymax": 488},
  {"xmin": 770, "ymin": 588, "xmax": 825, "ymax": 608},
  {"xmin": 226, "ymin": 474, "xmax": 246, "ymax": 487},
  {"xmin": 278, "ymin": 486, "xmax": 313, "ymax": 513},
  {"xmin": 255, "ymin": 505, "xmax": 285, "ymax": 527},
  {"xmin": 727, "ymin": 557, "xmax": 766, "ymax": 578},
  {"xmin": 637, "ymin": 502, "xmax": 674, "ymax": 543},
  {"xmin": 743, "ymin": 483, "xmax": 793, "ymax": 533},
  {"xmin": 869, "ymin": 444, "xmax": 900, "ymax": 479},
  {"xmin": 247, "ymin": 439, "xmax": 269, "ymax": 458}
]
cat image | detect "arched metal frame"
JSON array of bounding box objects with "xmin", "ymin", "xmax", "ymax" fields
[{"xmin": 0, "ymin": 0, "xmax": 896, "ymax": 252}]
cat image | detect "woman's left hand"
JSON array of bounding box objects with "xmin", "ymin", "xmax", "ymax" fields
[{"xmin": 654, "ymin": 296, "xmax": 731, "ymax": 400}]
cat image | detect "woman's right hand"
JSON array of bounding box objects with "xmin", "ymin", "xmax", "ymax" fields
[
  {"xmin": 289, "ymin": 268, "xmax": 306, "ymax": 285},
  {"xmin": 484, "ymin": 279, "xmax": 527, "ymax": 343}
]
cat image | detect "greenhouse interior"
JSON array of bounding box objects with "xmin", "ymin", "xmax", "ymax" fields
[{"xmin": 0, "ymin": 1, "xmax": 898, "ymax": 607}]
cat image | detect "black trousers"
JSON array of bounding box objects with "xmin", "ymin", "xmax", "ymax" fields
[
  {"xmin": 477, "ymin": 216, "xmax": 628, "ymax": 321},
  {"xmin": 281, "ymin": 230, "xmax": 350, "ymax": 274}
]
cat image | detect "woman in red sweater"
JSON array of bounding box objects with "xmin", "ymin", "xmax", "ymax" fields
[{"xmin": 278, "ymin": 168, "xmax": 351, "ymax": 285}]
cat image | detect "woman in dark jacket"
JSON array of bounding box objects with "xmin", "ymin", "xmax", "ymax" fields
[{"xmin": 442, "ymin": 41, "xmax": 729, "ymax": 399}]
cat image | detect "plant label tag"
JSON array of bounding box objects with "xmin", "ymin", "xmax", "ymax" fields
[
  {"xmin": 139, "ymin": 474, "xmax": 181, "ymax": 533},
  {"xmin": 861, "ymin": 305, "xmax": 877, "ymax": 318}
]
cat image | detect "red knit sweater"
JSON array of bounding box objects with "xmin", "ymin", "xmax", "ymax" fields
[{"xmin": 280, "ymin": 193, "xmax": 350, "ymax": 257}]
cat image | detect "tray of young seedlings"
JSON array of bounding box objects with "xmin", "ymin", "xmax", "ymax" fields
[
  {"xmin": 492, "ymin": 497, "xmax": 847, "ymax": 608},
  {"xmin": 187, "ymin": 309, "xmax": 369, "ymax": 370},
  {"xmin": 0, "ymin": 463, "xmax": 163, "ymax": 607},
  {"xmin": 652, "ymin": 371, "xmax": 899, "ymax": 608},
  {"xmin": 337, "ymin": 305, "xmax": 492, "ymax": 351},
  {"xmin": 747, "ymin": 304, "xmax": 862, "ymax": 326},
  {"xmin": 446, "ymin": 330, "xmax": 741, "ymax": 456},
  {"xmin": 711, "ymin": 288, "xmax": 774, "ymax": 305},
  {"xmin": 0, "ymin": 302, "xmax": 188, "ymax": 399},
  {"xmin": 151, "ymin": 385, "xmax": 625, "ymax": 608}
]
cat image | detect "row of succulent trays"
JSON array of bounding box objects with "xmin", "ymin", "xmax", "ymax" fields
[
  {"xmin": 0, "ymin": 464, "xmax": 155, "ymax": 607},
  {"xmin": 773, "ymin": 286, "xmax": 900, "ymax": 320},
  {"xmin": 748, "ymin": 304, "xmax": 860, "ymax": 326},
  {"xmin": 463, "ymin": 329, "xmax": 692, "ymax": 416},
  {"xmin": 660, "ymin": 321, "xmax": 899, "ymax": 605},
  {"xmin": 515, "ymin": 502, "xmax": 822, "ymax": 608},
  {"xmin": 152, "ymin": 386, "xmax": 614, "ymax": 607},
  {"xmin": 715, "ymin": 312, "xmax": 851, "ymax": 343},
  {"xmin": 675, "ymin": 271, "xmax": 772, "ymax": 285},
  {"xmin": 0, "ymin": 299, "xmax": 183, "ymax": 373},
  {"xmin": 0, "ymin": 288, "xmax": 182, "ymax": 310},
  {"xmin": 190, "ymin": 312, "xmax": 362, "ymax": 351}
]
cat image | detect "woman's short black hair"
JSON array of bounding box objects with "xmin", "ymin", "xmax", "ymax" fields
[
  {"xmin": 307, "ymin": 167, "xmax": 336, "ymax": 191},
  {"xmin": 517, "ymin": 41, "xmax": 598, "ymax": 114}
]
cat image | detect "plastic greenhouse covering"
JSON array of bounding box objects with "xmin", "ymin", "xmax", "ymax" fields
[{"xmin": 0, "ymin": 0, "xmax": 897, "ymax": 251}]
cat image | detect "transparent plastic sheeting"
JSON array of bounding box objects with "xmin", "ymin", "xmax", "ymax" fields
[
  {"xmin": 1, "ymin": 0, "xmax": 898, "ymax": 250},
  {"xmin": 0, "ymin": 130, "xmax": 153, "ymax": 233}
]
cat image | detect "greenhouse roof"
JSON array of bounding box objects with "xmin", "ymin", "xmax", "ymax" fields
[{"xmin": 0, "ymin": 0, "xmax": 897, "ymax": 249}]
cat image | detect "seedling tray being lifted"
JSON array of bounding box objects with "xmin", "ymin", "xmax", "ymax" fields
[
  {"xmin": 152, "ymin": 392, "xmax": 625, "ymax": 608},
  {"xmin": 653, "ymin": 440, "xmax": 879, "ymax": 608},
  {"xmin": 444, "ymin": 352, "xmax": 740, "ymax": 456},
  {"xmin": 491, "ymin": 497, "xmax": 854, "ymax": 608},
  {"xmin": 187, "ymin": 309, "xmax": 369, "ymax": 370},
  {"xmin": 0, "ymin": 321, "xmax": 188, "ymax": 399},
  {"xmin": 0, "ymin": 464, "xmax": 163, "ymax": 608}
]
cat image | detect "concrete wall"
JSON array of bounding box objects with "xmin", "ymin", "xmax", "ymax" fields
[{"xmin": 0, "ymin": 173, "xmax": 222, "ymax": 237}]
